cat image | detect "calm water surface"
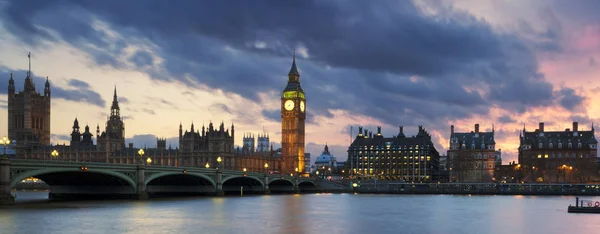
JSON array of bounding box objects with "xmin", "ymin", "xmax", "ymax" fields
[{"xmin": 0, "ymin": 191, "xmax": 599, "ymax": 234}]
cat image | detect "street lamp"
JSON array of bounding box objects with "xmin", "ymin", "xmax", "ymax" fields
[
  {"xmin": 0, "ymin": 136, "xmax": 10, "ymax": 158},
  {"xmin": 264, "ymin": 162, "xmax": 269, "ymax": 174},
  {"xmin": 138, "ymin": 149, "xmax": 145, "ymax": 165},
  {"xmin": 205, "ymin": 162, "xmax": 210, "ymax": 168},
  {"xmin": 51, "ymin": 149, "xmax": 59, "ymax": 159},
  {"xmin": 243, "ymin": 167, "xmax": 247, "ymax": 176},
  {"xmin": 146, "ymin": 157, "xmax": 152, "ymax": 165},
  {"xmin": 217, "ymin": 156, "xmax": 222, "ymax": 170}
]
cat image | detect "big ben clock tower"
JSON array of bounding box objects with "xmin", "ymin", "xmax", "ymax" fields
[{"xmin": 281, "ymin": 54, "xmax": 306, "ymax": 175}]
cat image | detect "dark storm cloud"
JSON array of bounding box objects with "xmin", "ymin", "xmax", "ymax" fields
[
  {"xmin": 0, "ymin": 0, "xmax": 587, "ymax": 149},
  {"xmin": 497, "ymin": 115, "xmax": 516, "ymax": 124},
  {"xmin": 555, "ymin": 87, "xmax": 585, "ymax": 111},
  {"xmin": 0, "ymin": 67, "xmax": 106, "ymax": 107},
  {"xmin": 129, "ymin": 51, "xmax": 153, "ymax": 67},
  {"xmin": 67, "ymin": 79, "xmax": 90, "ymax": 89}
]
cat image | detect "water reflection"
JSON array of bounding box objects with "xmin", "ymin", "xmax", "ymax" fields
[{"xmin": 1, "ymin": 191, "xmax": 600, "ymax": 234}]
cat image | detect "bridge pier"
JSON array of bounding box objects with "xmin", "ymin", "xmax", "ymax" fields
[
  {"xmin": 0, "ymin": 158, "xmax": 15, "ymax": 205},
  {"xmin": 264, "ymin": 175, "xmax": 270, "ymax": 195},
  {"xmin": 136, "ymin": 165, "xmax": 148, "ymax": 200},
  {"xmin": 216, "ymin": 170, "xmax": 224, "ymax": 196}
]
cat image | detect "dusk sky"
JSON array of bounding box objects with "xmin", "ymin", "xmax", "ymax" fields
[{"xmin": 1, "ymin": 0, "xmax": 599, "ymax": 163}]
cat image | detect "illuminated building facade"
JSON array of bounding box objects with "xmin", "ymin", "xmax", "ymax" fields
[
  {"xmin": 281, "ymin": 54, "xmax": 306, "ymax": 174},
  {"xmin": 348, "ymin": 125, "xmax": 441, "ymax": 181},
  {"xmin": 518, "ymin": 122, "xmax": 598, "ymax": 183},
  {"xmin": 447, "ymin": 124, "xmax": 501, "ymax": 182}
]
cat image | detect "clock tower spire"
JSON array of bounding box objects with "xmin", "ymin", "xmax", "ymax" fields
[{"xmin": 281, "ymin": 53, "xmax": 306, "ymax": 175}]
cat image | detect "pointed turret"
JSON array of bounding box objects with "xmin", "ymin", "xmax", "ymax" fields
[
  {"xmin": 110, "ymin": 86, "xmax": 120, "ymax": 117},
  {"xmin": 73, "ymin": 118, "xmax": 80, "ymax": 129},
  {"xmin": 289, "ymin": 51, "xmax": 299, "ymax": 76},
  {"xmin": 44, "ymin": 76, "xmax": 51, "ymax": 96},
  {"xmin": 8, "ymin": 73, "xmax": 15, "ymax": 96},
  {"xmin": 323, "ymin": 143, "xmax": 330, "ymax": 154}
]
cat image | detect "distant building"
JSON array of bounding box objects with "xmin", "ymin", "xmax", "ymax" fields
[
  {"xmin": 348, "ymin": 125, "xmax": 441, "ymax": 182},
  {"xmin": 447, "ymin": 124, "xmax": 501, "ymax": 182},
  {"xmin": 304, "ymin": 153, "xmax": 311, "ymax": 173},
  {"xmin": 21, "ymin": 88, "xmax": 179, "ymax": 164},
  {"xmin": 7, "ymin": 56, "xmax": 51, "ymax": 149},
  {"xmin": 518, "ymin": 122, "xmax": 598, "ymax": 183},
  {"xmin": 315, "ymin": 144, "xmax": 336, "ymax": 176},
  {"xmin": 234, "ymin": 132, "xmax": 282, "ymax": 173}
]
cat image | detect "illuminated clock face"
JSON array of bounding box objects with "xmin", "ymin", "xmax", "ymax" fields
[
  {"xmin": 284, "ymin": 100, "xmax": 295, "ymax": 111},
  {"xmin": 300, "ymin": 101, "xmax": 305, "ymax": 112}
]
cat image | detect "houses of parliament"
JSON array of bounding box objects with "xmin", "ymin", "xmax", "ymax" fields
[{"xmin": 6, "ymin": 54, "xmax": 307, "ymax": 174}]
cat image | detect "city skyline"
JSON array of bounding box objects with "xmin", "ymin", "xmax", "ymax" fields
[{"xmin": 1, "ymin": 0, "xmax": 600, "ymax": 163}]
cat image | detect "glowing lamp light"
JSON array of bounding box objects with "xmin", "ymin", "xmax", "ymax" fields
[
  {"xmin": 205, "ymin": 162, "xmax": 210, "ymax": 168},
  {"xmin": 51, "ymin": 149, "xmax": 59, "ymax": 158},
  {"xmin": 352, "ymin": 183, "xmax": 358, "ymax": 188},
  {"xmin": 146, "ymin": 157, "xmax": 152, "ymax": 164},
  {"xmin": 217, "ymin": 157, "xmax": 222, "ymax": 163},
  {"xmin": 0, "ymin": 136, "xmax": 10, "ymax": 146}
]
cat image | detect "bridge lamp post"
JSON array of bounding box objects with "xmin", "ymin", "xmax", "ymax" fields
[
  {"xmin": 146, "ymin": 157, "xmax": 152, "ymax": 165},
  {"xmin": 243, "ymin": 168, "xmax": 247, "ymax": 176},
  {"xmin": 51, "ymin": 149, "xmax": 59, "ymax": 160},
  {"xmin": 205, "ymin": 162, "xmax": 210, "ymax": 168},
  {"xmin": 0, "ymin": 136, "xmax": 10, "ymax": 159},
  {"xmin": 138, "ymin": 149, "xmax": 145, "ymax": 165},
  {"xmin": 264, "ymin": 162, "xmax": 268, "ymax": 175},
  {"xmin": 217, "ymin": 156, "xmax": 222, "ymax": 170}
]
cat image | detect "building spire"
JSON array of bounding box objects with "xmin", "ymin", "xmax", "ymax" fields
[
  {"xmin": 288, "ymin": 50, "xmax": 299, "ymax": 76},
  {"xmin": 110, "ymin": 85, "xmax": 120, "ymax": 117},
  {"xmin": 28, "ymin": 52, "xmax": 31, "ymax": 77}
]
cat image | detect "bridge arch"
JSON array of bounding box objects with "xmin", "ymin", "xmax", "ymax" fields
[
  {"xmin": 268, "ymin": 178, "xmax": 295, "ymax": 186},
  {"xmin": 10, "ymin": 168, "xmax": 137, "ymax": 189},
  {"xmin": 222, "ymin": 176, "xmax": 264, "ymax": 187},
  {"xmin": 298, "ymin": 181, "xmax": 316, "ymax": 186},
  {"xmin": 298, "ymin": 181, "xmax": 317, "ymax": 192},
  {"xmin": 145, "ymin": 172, "xmax": 216, "ymax": 187},
  {"xmin": 222, "ymin": 175, "xmax": 265, "ymax": 194}
]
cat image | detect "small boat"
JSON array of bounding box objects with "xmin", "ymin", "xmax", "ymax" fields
[{"xmin": 568, "ymin": 197, "xmax": 600, "ymax": 213}]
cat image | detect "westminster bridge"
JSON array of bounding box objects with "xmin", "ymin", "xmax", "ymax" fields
[{"xmin": 0, "ymin": 158, "xmax": 328, "ymax": 205}]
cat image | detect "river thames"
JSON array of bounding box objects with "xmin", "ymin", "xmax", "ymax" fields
[{"xmin": 0, "ymin": 191, "xmax": 599, "ymax": 234}]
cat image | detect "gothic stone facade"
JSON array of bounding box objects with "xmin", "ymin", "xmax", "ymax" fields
[{"xmin": 7, "ymin": 72, "xmax": 51, "ymax": 148}]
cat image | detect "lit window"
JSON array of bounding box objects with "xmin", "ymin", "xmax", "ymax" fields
[
  {"xmin": 544, "ymin": 154, "xmax": 548, "ymax": 158},
  {"xmin": 537, "ymin": 155, "xmax": 542, "ymax": 158}
]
